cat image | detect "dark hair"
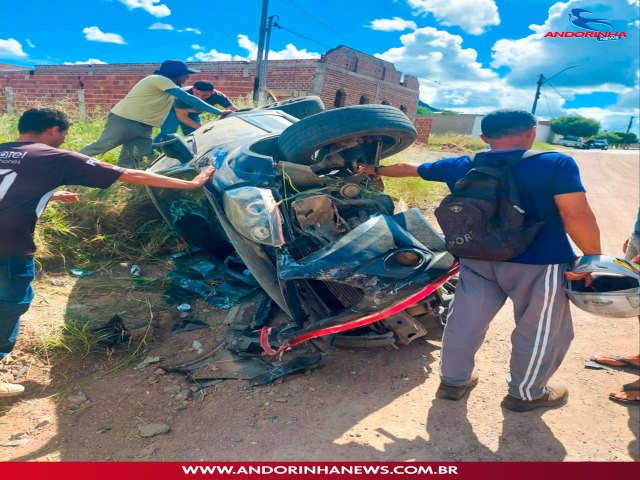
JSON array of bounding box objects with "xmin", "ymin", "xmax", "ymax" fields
[
  {"xmin": 481, "ymin": 109, "xmax": 537, "ymax": 138},
  {"xmin": 193, "ymin": 80, "xmax": 214, "ymax": 91},
  {"xmin": 18, "ymin": 108, "xmax": 72, "ymax": 133}
]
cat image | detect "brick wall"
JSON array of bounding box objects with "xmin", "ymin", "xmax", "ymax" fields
[
  {"xmin": 0, "ymin": 46, "xmax": 419, "ymax": 119},
  {"xmin": 414, "ymin": 117, "xmax": 432, "ymax": 144}
]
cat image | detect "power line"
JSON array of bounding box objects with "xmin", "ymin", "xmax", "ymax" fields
[
  {"xmin": 281, "ymin": 0, "xmax": 350, "ymax": 42},
  {"xmin": 544, "ymin": 80, "xmax": 568, "ymax": 103},
  {"xmin": 274, "ymin": 23, "xmax": 333, "ymax": 49},
  {"xmin": 541, "ymin": 88, "xmax": 556, "ymax": 118}
]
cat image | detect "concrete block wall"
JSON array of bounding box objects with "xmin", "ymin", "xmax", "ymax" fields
[
  {"xmin": 414, "ymin": 117, "xmax": 432, "ymax": 144},
  {"xmin": 0, "ymin": 46, "xmax": 419, "ymax": 120}
]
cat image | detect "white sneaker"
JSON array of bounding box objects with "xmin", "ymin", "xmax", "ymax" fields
[{"xmin": 0, "ymin": 381, "xmax": 24, "ymax": 398}]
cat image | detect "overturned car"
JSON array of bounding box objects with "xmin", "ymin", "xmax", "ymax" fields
[{"xmin": 146, "ymin": 97, "xmax": 459, "ymax": 357}]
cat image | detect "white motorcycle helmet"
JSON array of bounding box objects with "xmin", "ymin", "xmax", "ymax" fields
[{"xmin": 565, "ymin": 255, "xmax": 640, "ymax": 318}]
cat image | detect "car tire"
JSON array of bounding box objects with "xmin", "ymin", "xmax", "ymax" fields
[
  {"xmin": 260, "ymin": 96, "xmax": 325, "ymax": 120},
  {"xmin": 278, "ymin": 105, "xmax": 418, "ymax": 165}
]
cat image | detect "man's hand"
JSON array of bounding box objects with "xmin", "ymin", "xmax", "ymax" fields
[
  {"xmin": 51, "ymin": 190, "xmax": 79, "ymax": 203},
  {"xmin": 564, "ymin": 270, "xmax": 593, "ymax": 287},
  {"xmin": 190, "ymin": 166, "xmax": 216, "ymax": 187},
  {"xmin": 623, "ymin": 237, "xmax": 629, "ymax": 254},
  {"xmin": 218, "ymin": 109, "xmax": 233, "ymax": 116},
  {"xmin": 356, "ymin": 165, "xmax": 377, "ymax": 176}
]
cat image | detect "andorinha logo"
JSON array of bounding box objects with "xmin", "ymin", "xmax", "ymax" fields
[{"xmin": 545, "ymin": 8, "xmax": 627, "ymax": 40}]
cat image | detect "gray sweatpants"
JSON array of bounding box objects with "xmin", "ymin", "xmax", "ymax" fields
[
  {"xmin": 439, "ymin": 259, "xmax": 573, "ymax": 401},
  {"xmin": 80, "ymin": 113, "xmax": 152, "ymax": 168}
]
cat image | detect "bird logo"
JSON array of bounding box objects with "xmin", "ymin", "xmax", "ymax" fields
[{"xmin": 568, "ymin": 8, "xmax": 613, "ymax": 31}]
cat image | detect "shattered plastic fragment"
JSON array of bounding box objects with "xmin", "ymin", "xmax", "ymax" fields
[
  {"xmin": 134, "ymin": 356, "xmax": 161, "ymax": 370},
  {"xmin": 172, "ymin": 317, "xmax": 209, "ymax": 333},
  {"xmin": 91, "ymin": 315, "xmax": 130, "ymax": 347},
  {"xmin": 69, "ymin": 268, "xmax": 93, "ymax": 277}
]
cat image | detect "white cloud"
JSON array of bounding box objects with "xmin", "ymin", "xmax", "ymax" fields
[
  {"xmin": 374, "ymin": 26, "xmax": 563, "ymax": 115},
  {"xmin": 188, "ymin": 34, "xmax": 321, "ymax": 62},
  {"xmin": 83, "ymin": 26, "xmax": 126, "ymax": 44},
  {"xmin": 118, "ymin": 0, "xmax": 170, "ymax": 18},
  {"xmin": 407, "ymin": 0, "xmax": 500, "ymax": 35},
  {"xmin": 149, "ymin": 22, "xmax": 173, "ymax": 30},
  {"xmin": 63, "ymin": 58, "xmax": 108, "ymax": 65},
  {"xmin": 191, "ymin": 44, "xmax": 205, "ymax": 51},
  {"xmin": 0, "ymin": 38, "xmax": 27, "ymax": 58},
  {"xmin": 376, "ymin": 0, "xmax": 638, "ymax": 133},
  {"xmin": 178, "ymin": 27, "xmax": 202, "ymax": 34},
  {"xmin": 236, "ymin": 34, "xmax": 321, "ymax": 60},
  {"xmin": 189, "ymin": 49, "xmax": 243, "ymax": 62},
  {"xmin": 369, "ymin": 17, "xmax": 417, "ymax": 31},
  {"xmin": 377, "ymin": 27, "xmax": 497, "ymax": 82},
  {"xmin": 25, "ymin": 38, "xmax": 35, "ymax": 48},
  {"xmin": 491, "ymin": 0, "xmax": 638, "ymax": 89}
]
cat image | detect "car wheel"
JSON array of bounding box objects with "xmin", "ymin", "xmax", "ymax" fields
[
  {"xmin": 260, "ymin": 96, "xmax": 325, "ymax": 120},
  {"xmin": 278, "ymin": 105, "xmax": 417, "ymax": 165}
]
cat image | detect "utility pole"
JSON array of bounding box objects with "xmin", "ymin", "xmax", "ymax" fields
[
  {"xmin": 253, "ymin": 0, "xmax": 270, "ymax": 103},
  {"xmin": 258, "ymin": 15, "xmax": 278, "ymax": 103},
  {"xmin": 531, "ymin": 74, "xmax": 544, "ymax": 115},
  {"xmin": 626, "ymin": 116, "xmax": 634, "ymax": 134},
  {"xmin": 531, "ymin": 66, "xmax": 577, "ymax": 116}
]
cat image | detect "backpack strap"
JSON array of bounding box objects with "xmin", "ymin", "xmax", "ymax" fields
[
  {"xmin": 471, "ymin": 149, "xmax": 560, "ymax": 167},
  {"xmin": 471, "ymin": 150, "xmax": 527, "ymax": 168}
]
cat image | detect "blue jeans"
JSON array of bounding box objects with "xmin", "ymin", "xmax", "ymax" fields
[
  {"xmin": 0, "ymin": 257, "xmax": 35, "ymax": 359},
  {"xmin": 152, "ymin": 110, "xmax": 200, "ymax": 152}
]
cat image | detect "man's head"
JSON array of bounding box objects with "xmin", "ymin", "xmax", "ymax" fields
[
  {"xmin": 155, "ymin": 59, "xmax": 200, "ymax": 85},
  {"xmin": 481, "ymin": 110, "xmax": 537, "ymax": 138},
  {"xmin": 192, "ymin": 80, "xmax": 215, "ymax": 100},
  {"xmin": 18, "ymin": 108, "xmax": 72, "ymax": 148}
]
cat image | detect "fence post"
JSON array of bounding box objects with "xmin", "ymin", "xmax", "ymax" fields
[
  {"xmin": 77, "ymin": 89, "xmax": 86, "ymax": 121},
  {"xmin": 4, "ymin": 86, "xmax": 15, "ymax": 115}
]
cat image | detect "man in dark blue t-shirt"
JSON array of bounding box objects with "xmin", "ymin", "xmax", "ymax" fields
[{"xmin": 359, "ymin": 109, "xmax": 602, "ymax": 412}]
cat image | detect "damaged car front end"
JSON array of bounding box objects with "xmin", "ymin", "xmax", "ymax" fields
[{"xmin": 146, "ymin": 98, "xmax": 458, "ymax": 358}]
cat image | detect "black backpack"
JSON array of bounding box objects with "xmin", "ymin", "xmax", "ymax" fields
[{"xmin": 434, "ymin": 150, "xmax": 545, "ymax": 261}]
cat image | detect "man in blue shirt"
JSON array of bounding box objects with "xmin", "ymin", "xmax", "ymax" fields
[{"xmin": 359, "ymin": 109, "xmax": 602, "ymax": 412}]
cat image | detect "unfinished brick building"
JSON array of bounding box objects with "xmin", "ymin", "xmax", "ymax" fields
[{"xmin": 0, "ymin": 46, "xmax": 419, "ymax": 120}]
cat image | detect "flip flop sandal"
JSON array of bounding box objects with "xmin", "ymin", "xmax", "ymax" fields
[
  {"xmin": 608, "ymin": 384, "xmax": 640, "ymax": 406},
  {"xmin": 589, "ymin": 355, "xmax": 640, "ymax": 370}
]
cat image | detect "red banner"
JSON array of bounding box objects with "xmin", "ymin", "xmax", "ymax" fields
[{"xmin": 0, "ymin": 462, "xmax": 636, "ymax": 479}]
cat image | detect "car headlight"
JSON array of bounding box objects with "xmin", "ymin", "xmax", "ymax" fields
[{"xmin": 223, "ymin": 187, "xmax": 285, "ymax": 246}]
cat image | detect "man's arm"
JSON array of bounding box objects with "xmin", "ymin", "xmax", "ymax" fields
[
  {"xmin": 119, "ymin": 166, "xmax": 215, "ymax": 189},
  {"xmin": 555, "ymin": 192, "xmax": 602, "ymax": 256},
  {"xmin": 175, "ymin": 108, "xmax": 201, "ymax": 130},
  {"xmin": 51, "ymin": 191, "xmax": 79, "ymax": 203},
  {"xmin": 357, "ymin": 163, "xmax": 420, "ymax": 177},
  {"xmin": 166, "ymin": 88, "xmax": 231, "ymax": 115}
]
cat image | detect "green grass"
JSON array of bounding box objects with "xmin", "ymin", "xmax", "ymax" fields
[
  {"xmin": 426, "ymin": 133, "xmax": 554, "ymax": 153},
  {"xmin": 427, "ymin": 133, "xmax": 487, "ymax": 151},
  {"xmin": 33, "ymin": 316, "xmax": 105, "ymax": 358}
]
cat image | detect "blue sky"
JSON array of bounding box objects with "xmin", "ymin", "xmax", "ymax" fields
[{"xmin": 1, "ymin": 0, "xmax": 638, "ymax": 133}]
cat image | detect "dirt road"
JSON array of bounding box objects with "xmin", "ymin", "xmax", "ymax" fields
[{"xmin": 1, "ymin": 148, "xmax": 638, "ymax": 462}]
